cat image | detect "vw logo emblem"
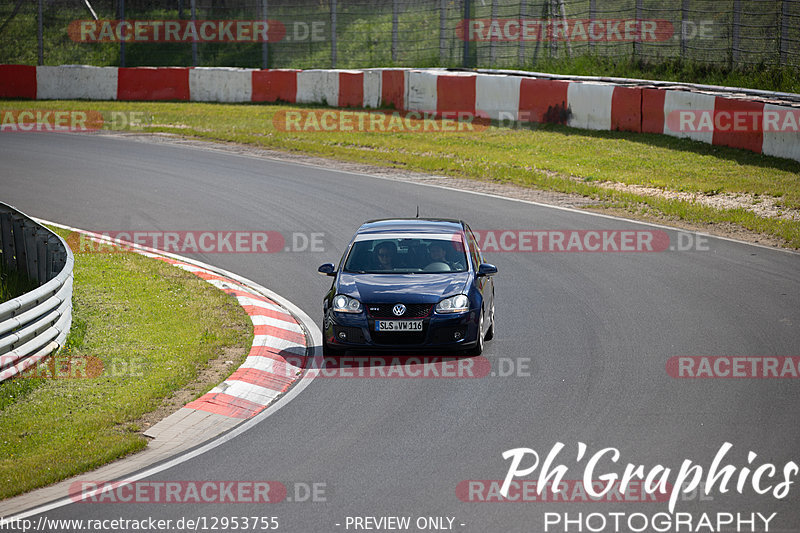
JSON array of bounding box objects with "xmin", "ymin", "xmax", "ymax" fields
[{"xmin": 392, "ymin": 304, "xmax": 406, "ymax": 316}]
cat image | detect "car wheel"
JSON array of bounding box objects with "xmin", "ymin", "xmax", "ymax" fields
[
  {"xmin": 465, "ymin": 310, "xmax": 484, "ymax": 357},
  {"xmin": 484, "ymin": 303, "xmax": 495, "ymax": 341}
]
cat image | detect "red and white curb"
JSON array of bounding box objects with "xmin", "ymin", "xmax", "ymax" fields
[
  {"xmin": 33, "ymin": 222, "xmax": 322, "ymax": 424},
  {"xmin": 138, "ymin": 253, "xmax": 308, "ymax": 420},
  {"xmin": 0, "ymin": 221, "xmax": 322, "ymax": 519}
]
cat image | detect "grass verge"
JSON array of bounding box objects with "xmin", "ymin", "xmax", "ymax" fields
[
  {"xmin": 0, "ymin": 227, "xmax": 252, "ymax": 500},
  {"xmin": 0, "ymin": 263, "xmax": 38, "ymax": 305},
  {"xmin": 1, "ymin": 99, "xmax": 799, "ymax": 247}
]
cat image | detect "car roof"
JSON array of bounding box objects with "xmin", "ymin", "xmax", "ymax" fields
[{"xmin": 357, "ymin": 218, "xmax": 465, "ymax": 235}]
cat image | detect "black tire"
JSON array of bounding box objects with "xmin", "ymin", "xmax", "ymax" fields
[
  {"xmin": 465, "ymin": 310, "xmax": 485, "ymax": 357},
  {"xmin": 484, "ymin": 304, "xmax": 495, "ymax": 341}
]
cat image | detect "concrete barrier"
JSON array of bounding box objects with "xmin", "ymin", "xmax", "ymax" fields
[
  {"xmin": 3, "ymin": 64, "xmax": 798, "ymax": 163},
  {"xmin": 296, "ymin": 70, "xmax": 339, "ymax": 106},
  {"xmin": 567, "ymin": 82, "xmax": 614, "ymax": 131},
  {"xmin": 189, "ymin": 67, "xmax": 253, "ymax": 103},
  {"xmin": 36, "ymin": 65, "xmax": 117, "ymax": 100}
]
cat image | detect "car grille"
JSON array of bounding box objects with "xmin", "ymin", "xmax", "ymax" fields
[{"xmin": 366, "ymin": 303, "xmax": 433, "ymax": 319}]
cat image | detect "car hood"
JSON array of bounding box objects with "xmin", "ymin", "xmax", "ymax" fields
[{"xmin": 336, "ymin": 272, "xmax": 470, "ymax": 304}]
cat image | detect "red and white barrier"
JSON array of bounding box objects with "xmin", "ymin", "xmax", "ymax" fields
[
  {"xmin": 189, "ymin": 67, "xmax": 253, "ymax": 103},
  {"xmin": 406, "ymin": 70, "xmax": 438, "ymax": 114},
  {"xmin": 3, "ymin": 64, "xmax": 798, "ymax": 163},
  {"xmin": 566, "ymin": 81, "xmax": 614, "ymax": 131},
  {"xmin": 476, "ymin": 73, "xmax": 521, "ymax": 120},
  {"xmin": 296, "ymin": 69, "xmax": 339, "ymax": 106},
  {"xmin": 663, "ymin": 90, "xmax": 716, "ymax": 144},
  {"xmin": 762, "ymin": 103, "xmax": 800, "ymax": 161},
  {"xmin": 36, "ymin": 65, "xmax": 117, "ymax": 100},
  {"xmin": 118, "ymin": 67, "xmax": 190, "ymax": 101}
]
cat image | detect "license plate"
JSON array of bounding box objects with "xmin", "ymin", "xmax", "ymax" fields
[{"xmin": 375, "ymin": 320, "xmax": 423, "ymax": 332}]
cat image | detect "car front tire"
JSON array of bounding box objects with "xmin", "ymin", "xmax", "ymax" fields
[{"xmin": 465, "ymin": 310, "xmax": 485, "ymax": 357}]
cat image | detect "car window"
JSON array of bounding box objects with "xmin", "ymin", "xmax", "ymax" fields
[
  {"xmin": 343, "ymin": 236, "xmax": 468, "ymax": 274},
  {"xmin": 464, "ymin": 226, "xmax": 482, "ymax": 269}
]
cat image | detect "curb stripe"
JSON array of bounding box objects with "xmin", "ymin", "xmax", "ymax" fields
[{"xmin": 185, "ymin": 393, "xmax": 266, "ymax": 419}]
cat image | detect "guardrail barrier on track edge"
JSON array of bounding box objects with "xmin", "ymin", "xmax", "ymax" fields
[{"xmin": 0, "ymin": 203, "xmax": 73, "ymax": 383}]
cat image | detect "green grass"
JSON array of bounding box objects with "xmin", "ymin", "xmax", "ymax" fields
[
  {"xmin": 0, "ymin": 262, "xmax": 38, "ymax": 304},
  {"xmin": 4, "ymin": 99, "xmax": 798, "ymax": 246},
  {"xmin": 0, "ymin": 227, "xmax": 252, "ymax": 500},
  {"xmin": 1, "ymin": 99, "xmax": 798, "ymax": 247}
]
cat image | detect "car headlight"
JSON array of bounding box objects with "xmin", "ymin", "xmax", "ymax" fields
[
  {"xmin": 435, "ymin": 294, "xmax": 470, "ymax": 314},
  {"xmin": 332, "ymin": 294, "xmax": 363, "ymax": 313}
]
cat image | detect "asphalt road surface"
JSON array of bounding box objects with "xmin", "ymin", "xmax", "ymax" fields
[{"xmin": 2, "ymin": 132, "xmax": 799, "ymax": 533}]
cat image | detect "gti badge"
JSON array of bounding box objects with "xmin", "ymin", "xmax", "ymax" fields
[{"xmin": 392, "ymin": 304, "xmax": 406, "ymax": 316}]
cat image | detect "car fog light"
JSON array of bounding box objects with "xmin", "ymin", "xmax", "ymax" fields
[
  {"xmin": 454, "ymin": 331, "xmax": 462, "ymax": 340},
  {"xmin": 338, "ymin": 331, "xmax": 347, "ymax": 340}
]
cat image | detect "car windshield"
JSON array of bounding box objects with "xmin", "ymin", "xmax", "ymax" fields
[{"xmin": 343, "ymin": 235, "xmax": 469, "ymax": 274}]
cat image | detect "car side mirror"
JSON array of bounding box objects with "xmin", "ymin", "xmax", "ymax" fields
[
  {"xmin": 476, "ymin": 263, "xmax": 498, "ymax": 277},
  {"xmin": 318, "ymin": 263, "xmax": 336, "ymax": 276}
]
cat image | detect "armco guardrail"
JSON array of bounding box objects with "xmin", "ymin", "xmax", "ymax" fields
[{"xmin": 0, "ymin": 203, "xmax": 73, "ymax": 382}]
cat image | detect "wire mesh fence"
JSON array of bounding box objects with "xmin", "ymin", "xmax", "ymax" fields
[{"xmin": 0, "ymin": 0, "xmax": 798, "ymax": 69}]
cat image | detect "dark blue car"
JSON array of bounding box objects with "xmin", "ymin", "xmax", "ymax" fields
[{"xmin": 318, "ymin": 218, "xmax": 497, "ymax": 356}]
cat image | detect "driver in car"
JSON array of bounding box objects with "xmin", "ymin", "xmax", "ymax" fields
[
  {"xmin": 427, "ymin": 241, "xmax": 463, "ymax": 271},
  {"xmin": 374, "ymin": 242, "xmax": 397, "ymax": 271}
]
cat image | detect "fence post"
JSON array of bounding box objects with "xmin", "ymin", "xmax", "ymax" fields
[
  {"xmin": 119, "ymin": 0, "xmax": 125, "ymax": 67},
  {"xmin": 330, "ymin": 0, "xmax": 337, "ymax": 68},
  {"xmin": 439, "ymin": 0, "xmax": 446, "ymax": 65},
  {"xmin": 780, "ymin": 0, "xmax": 789, "ymax": 65},
  {"xmin": 37, "ymin": 0, "xmax": 43, "ymax": 65},
  {"xmin": 518, "ymin": 0, "xmax": 527, "ymax": 66},
  {"xmin": 462, "ymin": 0, "xmax": 472, "ymax": 67},
  {"xmin": 589, "ymin": 0, "xmax": 596, "ymax": 53},
  {"xmin": 489, "ymin": 0, "xmax": 498, "ymax": 65},
  {"xmin": 549, "ymin": 0, "xmax": 557, "ymax": 58},
  {"xmin": 680, "ymin": 0, "xmax": 689, "ymax": 59},
  {"xmin": 392, "ymin": 0, "xmax": 399, "ymax": 63},
  {"xmin": 261, "ymin": 0, "xmax": 268, "ymax": 69},
  {"xmin": 634, "ymin": 0, "xmax": 643, "ymax": 60},
  {"xmin": 191, "ymin": 0, "xmax": 197, "ymax": 66},
  {"xmin": 732, "ymin": 0, "xmax": 741, "ymax": 66}
]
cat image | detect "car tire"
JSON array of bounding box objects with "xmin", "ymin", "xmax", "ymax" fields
[
  {"xmin": 484, "ymin": 303, "xmax": 495, "ymax": 341},
  {"xmin": 465, "ymin": 310, "xmax": 485, "ymax": 357}
]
